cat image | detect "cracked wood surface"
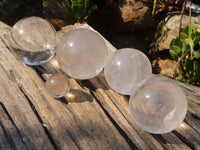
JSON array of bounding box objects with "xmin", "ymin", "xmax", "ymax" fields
[{"xmin": 0, "ymin": 21, "xmax": 200, "ymax": 150}]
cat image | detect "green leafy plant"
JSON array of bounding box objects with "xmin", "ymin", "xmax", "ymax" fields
[
  {"xmin": 169, "ymin": 0, "xmax": 200, "ymax": 85},
  {"xmin": 170, "ymin": 25, "xmax": 200, "ymax": 85},
  {"xmin": 62, "ymin": 0, "xmax": 97, "ymax": 23}
]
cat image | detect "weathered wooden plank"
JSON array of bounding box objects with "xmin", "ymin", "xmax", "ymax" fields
[
  {"xmin": 174, "ymin": 122, "xmax": 200, "ymax": 150},
  {"xmin": 0, "ymin": 124, "xmax": 13, "ymax": 150},
  {"xmin": 0, "ymin": 21, "xmax": 132, "ymax": 150},
  {"xmin": 0, "ymin": 39, "xmax": 55, "ymax": 150},
  {"xmin": 64, "ymin": 79, "xmax": 132, "ymax": 149},
  {"xmin": 0, "ymin": 103, "xmax": 27, "ymax": 150},
  {"xmin": 0, "ymin": 105, "xmax": 14, "ymax": 150},
  {"xmin": 153, "ymin": 133, "xmax": 191, "ymax": 150},
  {"xmin": 184, "ymin": 112, "xmax": 200, "ymax": 134},
  {"xmin": 178, "ymin": 82, "xmax": 200, "ymax": 117}
]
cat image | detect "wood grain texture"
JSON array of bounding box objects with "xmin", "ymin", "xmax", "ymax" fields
[
  {"xmin": 0, "ymin": 21, "xmax": 200, "ymax": 150},
  {"xmin": 0, "ymin": 103, "xmax": 28, "ymax": 150},
  {"xmin": 0, "ymin": 104, "xmax": 17, "ymax": 150},
  {"xmin": 0, "ymin": 125, "xmax": 13, "ymax": 150}
]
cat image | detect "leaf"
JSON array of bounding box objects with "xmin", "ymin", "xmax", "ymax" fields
[
  {"xmin": 194, "ymin": 51, "xmax": 200, "ymax": 59},
  {"xmin": 184, "ymin": 38, "xmax": 193, "ymax": 46},
  {"xmin": 176, "ymin": 78, "xmax": 183, "ymax": 82},
  {"xmin": 183, "ymin": 25, "xmax": 190, "ymax": 35},
  {"xmin": 84, "ymin": 4, "xmax": 97, "ymax": 20},
  {"xmin": 170, "ymin": 45, "xmax": 182, "ymax": 57},
  {"xmin": 170, "ymin": 38, "xmax": 179, "ymax": 47},
  {"xmin": 180, "ymin": 32, "xmax": 188, "ymax": 40},
  {"xmin": 169, "ymin": 50, "xmax": 178, "ymax": 61},
  {"xmin": 62, "ymin": 0, "xmax": 96, "ymax": 22},
  {"xmin": 183, "ymin": 25, "xmax": 196, "ymax": 35},
  {"xmin": 178, "ymin": 66, "xmax": 183, "ymax": 76},
  {"xmin": 63, "ymin": 0, "xmax": 72, "ymax": 7},
  {"xmin": 185, "ymin": 59, "xmax": 193, "ymax": 76},
  {"xmin": 190, "ymin": 25, "xmax": 196, "ymax": 33},
  {"xmin": 84, "ymin": 0, "xmax": 89, "ymax": 8},
  {"xmin": 62, "ymin": 0, "xmax": 72, "ymax": 14},
  {"xmin": 187, "ymin": 79, "xmax": 194, "ymax": 84},
  {"xmin": 193, "ymin": 36, "xmax": 200, "ymax": 45},
  {"xmin": 193, "ymin": 60, "xmax": 200, "ymax": 77}
]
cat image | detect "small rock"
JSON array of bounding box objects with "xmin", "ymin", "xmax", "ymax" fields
[
  {"xmin": 114, "ymin": 0, "xmax": 155, "ymax": 32},
  {"xmin": 158, "ymin": 12, "xmax": 200, "ymax": 51},
  {"xmin": 152, "ymin": 58, "xmax": 177, "ymax": 78}
]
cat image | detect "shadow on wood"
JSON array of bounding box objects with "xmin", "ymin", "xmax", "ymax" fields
[{"xmin": 65, "ymin": 89, "xmax": 93, "ymax": 103}]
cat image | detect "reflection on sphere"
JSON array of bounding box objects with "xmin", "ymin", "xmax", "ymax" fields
[
  {"xmin": 56, "ymin": 28, "xmax": 109, "ymax": 80},
  {"xmin": 45, "ymin": 73, "xmax": 70, "ymax": 98},
  {"xmin": 104, "ymin": 48, "xmax": 152, "ymax": 95},
  {"xmin": 129, "ymin": 77, "xmax": 187, "ymax": 134},
  {"xmin": 10, "ymin": 16, "xmax": 57, "ymax": 65}
]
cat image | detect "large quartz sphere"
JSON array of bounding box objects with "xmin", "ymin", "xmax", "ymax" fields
[
  {"xmin": 104, "ymin": 48, "xmax": 152, "ymax": 95},
  {"xmin": 56, "ymin": 28, "xmax": 109, "ymax": 80},
  {"xmin": 129, "ymin": 77, "xmax": 187, "ymax": 134},
  {"xmin": 11, "ymin": 16, "xmax": 56, "ymax": 52},
  {"xmin": 10, "ymin": 16, "xmax": 57, "ymax": 65}
]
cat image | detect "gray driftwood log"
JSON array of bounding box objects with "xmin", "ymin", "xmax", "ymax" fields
[{"xmin": 0, "ymin": 21, "xmax": 200, "ymax": 150}]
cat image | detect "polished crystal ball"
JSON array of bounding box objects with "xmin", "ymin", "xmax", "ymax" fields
[
  {"xmin": 45, "ymin": 73, "xmax": 70, "ymax": 98},
  {"xmin": 10, "ymin": 16, "xmax": 57, "ymax": 65},
  {"xmin": 129, "ymin": 77, "xmax": 187, "ymax": 134},
  {"xmin": 56, "ymin": 28, "xmax": 109, "ymax": 80},
  {"xmin": 104, "ymin": 48, "xmax": 152, "ymax": 95}
]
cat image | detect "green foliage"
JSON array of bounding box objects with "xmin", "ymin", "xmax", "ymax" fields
[
  {"xmin": 62, "ymin": 0, "xmax": 97, "ymax": 23},
  {"xmin": 169, "ymin": 25, "xmax": 200, "ymax": 85}
]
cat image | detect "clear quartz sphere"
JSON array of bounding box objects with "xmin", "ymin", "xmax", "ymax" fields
[
  {"xmin": 10, "ymin": 16, "xmax": 57, "ymax": 65},
  {"xmin": 45, "ymin": 73, "xmax": 70, "ymax": 98},
  {"xmin": 104, "ymin": 48, "xmax": 152, "ymax": 95},
  {"xmin": 56, "ymin": 28, "xmax": 109, "ymax": 80},
  {"xmin": 129, "ymin": 77, "xmax": 187, "ymax": 134}
]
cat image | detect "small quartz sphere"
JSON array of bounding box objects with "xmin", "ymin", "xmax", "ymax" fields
[
  {"xmin": 10, "ymin": 16, "xmax": 57, "ymax": 65},
  {"xmin": 56, "ymin": 28, "xmax": 109, "ymax": 80},
  {"xmin": 45, "ymin": 73, "xmax": 70, "ymax": 98},
  {"xmin": 129, "ymin": 77, "xmax": 187, "ymax": 134},
  {"xmin": 104, "ymin": 48, "xmax": 152, "ymax": 95}
]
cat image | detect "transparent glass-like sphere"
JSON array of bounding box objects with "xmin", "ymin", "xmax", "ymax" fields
[
  {"xmin": 129, "ymin": 77, "xmax": 187, "ymax": 134},
  {"xmin": 45, "ymin": 73, "xmax": 70, "ymax": 98},
  {"xmin": 104, "ymin": 48, "xmax": 152, "ymax": 95},
  {"xmin": 56, "ymin": 28, "xmax": 109, "ymax": 80},
  {"xmin": 10, "ymin": 16, "xmax": 57, "ymax": 65}
]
